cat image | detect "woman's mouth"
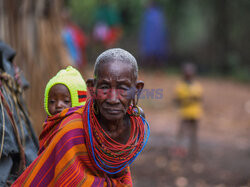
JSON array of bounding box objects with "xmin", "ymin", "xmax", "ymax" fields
[{"xmin": 105, "ymin": 108, "xmax": 121, "ymax": 114}]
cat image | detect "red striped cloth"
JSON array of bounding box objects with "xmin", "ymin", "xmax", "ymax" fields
[{"xmin": 12, "ymin": 106, "xmax": 132, "ymax": 186}]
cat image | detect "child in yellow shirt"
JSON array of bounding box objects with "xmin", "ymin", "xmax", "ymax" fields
[{"xmin": 175, "ymin": 63, "xmax": 203, "ymax": 159}]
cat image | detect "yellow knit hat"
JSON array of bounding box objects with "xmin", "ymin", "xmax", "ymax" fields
[{"xmin": 44, "ymin": 66, "xmax": 87, "ymax": 116}]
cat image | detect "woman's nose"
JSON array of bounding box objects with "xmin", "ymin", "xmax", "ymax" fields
[{"xmin": 107, "ymin": 89, "xmax": 119, "ymax": 104}]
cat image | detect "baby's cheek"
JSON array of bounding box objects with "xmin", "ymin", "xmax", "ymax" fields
[{"xmin": 48, "ymin": 105, "xmax": 54, "ymax": 114}]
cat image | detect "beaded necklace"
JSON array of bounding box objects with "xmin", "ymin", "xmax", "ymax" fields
[{"xmin": 82, "ymin": 99, "xmax": 150, "ymax": 174}]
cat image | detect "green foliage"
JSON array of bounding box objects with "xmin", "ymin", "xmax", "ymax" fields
[
  {"xmin": 69, "ymin": 0, "xmax": 98, "ymax": 30},
  {"xmin": 68, "ymin": 0, "xmax": 144, "ymax": 32},
  {"xmin": 174, "ymin": 1, "xmax": 209, "ymax": 52},
  {"xmin": 231, "ymin": 68, "xmax": 250, "ymax": 82}
]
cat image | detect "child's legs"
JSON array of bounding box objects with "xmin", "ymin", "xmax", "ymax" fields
[
  {"xmin": 187, "ymin": 119, "xmax": 198, "ymax": 158},
  {"xmin": 176, "ymin": 120, "xmax": 186, "ymax": 143},
  {"xmin": 172, "ymin": 120, "xmax": 188, "ymax": 157}
]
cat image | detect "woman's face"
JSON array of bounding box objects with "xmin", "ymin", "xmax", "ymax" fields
[{"xmin": 94, "ymin": 61, "xmax": 136, "ymax": 121}]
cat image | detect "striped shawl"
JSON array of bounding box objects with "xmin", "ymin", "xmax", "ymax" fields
[{"xmin": 12, "ymin": 107, "xmax": 132, "ymax": 186}]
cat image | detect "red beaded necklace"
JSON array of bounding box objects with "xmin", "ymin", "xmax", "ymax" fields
[{"xmin": 82, "ymin": 99, "xmax": 148, "ymax": 174}]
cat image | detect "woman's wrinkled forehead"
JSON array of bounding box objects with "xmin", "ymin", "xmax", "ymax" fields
[{"xmin": 95, "ymin": 60, "xmax": 135, "ymax": 81}]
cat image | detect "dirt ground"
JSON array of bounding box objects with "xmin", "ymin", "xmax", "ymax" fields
[{"xmin": 130, "ymin": 71, "xmax": 250, "ymax": 187}]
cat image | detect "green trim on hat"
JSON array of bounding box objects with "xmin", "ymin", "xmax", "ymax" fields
[{"xmin": 44, "ymin": 66, "xmax": 87, "ymax": 116}]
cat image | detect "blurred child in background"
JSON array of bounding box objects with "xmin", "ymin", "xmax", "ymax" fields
[{"xmin": 174, "ymin": 63, "xmax": 203, "ymax": 159}]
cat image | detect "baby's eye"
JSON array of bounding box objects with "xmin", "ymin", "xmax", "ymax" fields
[
  {"xmin": 49, "ymin": 100, "xmax": 55, "ymax": 104},
  {"xmin": 64, "ymin": 100, "xmax": 70, "ymax": 104}
]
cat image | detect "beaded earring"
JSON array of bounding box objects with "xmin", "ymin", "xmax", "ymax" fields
[
  {"xmin": 131, "ymin": 105, "xmax": 141, "ymax": 116},
  {"xmin": 131, "ymin": 96, "xmax": 141, "ymax": 116}
]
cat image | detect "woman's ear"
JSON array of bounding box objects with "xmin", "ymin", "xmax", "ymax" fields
[
  {"xmin": 86, "ymin": 78, "xmax": 95, "ymax": 98},
  {"xmin": 135, "ymin": 80, "xmax": 144, "ymax": 104},
  {"xmin": 136, "ymin": 80, "xmax": 144, "ymax": 93}
]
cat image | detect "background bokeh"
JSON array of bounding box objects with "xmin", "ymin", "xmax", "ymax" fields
[
  {"xmin": 0, "ymin": 0, "xmax": 250, "ymax": 186},
  {"xmin": 69, "ymin": 0, "xmax": 250, "ymax": 78}
]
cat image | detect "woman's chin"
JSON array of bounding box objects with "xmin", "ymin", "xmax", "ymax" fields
[{"xmin": 102, "ymin": 112, "xmax": 124, "ymax": 121}]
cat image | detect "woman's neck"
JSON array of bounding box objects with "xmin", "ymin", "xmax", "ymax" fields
[
  {"xmin": 98, "ymin": 114, "xmax": 130, "ymax": 144},
  {"xmin": 103, "ymin": 119, "xmax": 124, "ymax": 132}
]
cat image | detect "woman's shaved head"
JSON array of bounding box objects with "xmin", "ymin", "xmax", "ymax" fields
[{"xmin": 94, "ymin": 48, "xmax": 138, "ymax": 80}]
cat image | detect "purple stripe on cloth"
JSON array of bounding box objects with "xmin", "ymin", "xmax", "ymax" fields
[
  {"xmin": 66, "ymin": 106, "xmax": 83, "ymax": 115},
  {"xmin": 91, "ymin": 176, "xmax": 105, "ymax": 186},
  {"xmin": 30, "ymin": 128, "xmax": 85, "ymax": 185}
]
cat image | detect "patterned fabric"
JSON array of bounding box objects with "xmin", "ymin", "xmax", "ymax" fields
[{"xmin": 12, "ymin": 106, "xmax": 132, "ymax": 186}]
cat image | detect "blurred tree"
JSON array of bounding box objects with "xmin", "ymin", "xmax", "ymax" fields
[
  {"xmin": 211, "ymin": 0, "xmax": 230, "ymax": 73},
  {"xmin": 68, "ymin": 0, "xmax": 98, "ymax": 30}
]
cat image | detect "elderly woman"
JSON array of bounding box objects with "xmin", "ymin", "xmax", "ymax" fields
[{"xmin": 12, "ymin": 48, "xmax": 149, "ymax": 186}]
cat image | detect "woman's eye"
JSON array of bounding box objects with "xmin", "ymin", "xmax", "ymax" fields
[
  {"xmin": 100, "ymin": 85, "xmax": 109, "ymax": 89},
  {"xmin": 118, "ymin": 87, "xmax": 129, "ymax": 96},
  {"xmin": 120, "ymin": 86, "xmax": 129, "ymax": 91},
  {"xmin": 64, "ymin": 100, "xmax": 70, "ymax": 103},
  {"xmin": 118, "ymin": 85, "xmax": 130, "ymax": 91}
]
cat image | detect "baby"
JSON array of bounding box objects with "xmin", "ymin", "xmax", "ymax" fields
[{"xmin": 44, "ymin": 66, "xmax": 87, "ymax": 116}]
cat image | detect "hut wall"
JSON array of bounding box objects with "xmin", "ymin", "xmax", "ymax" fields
[{"xmin": 0, "ymin": 0, "xmax": 72, "ymax": 134}]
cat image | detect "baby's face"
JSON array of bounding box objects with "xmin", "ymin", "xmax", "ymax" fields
[{"xmin": 48, "ymin": 84, "xmax": 71, "ymax": 115}]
